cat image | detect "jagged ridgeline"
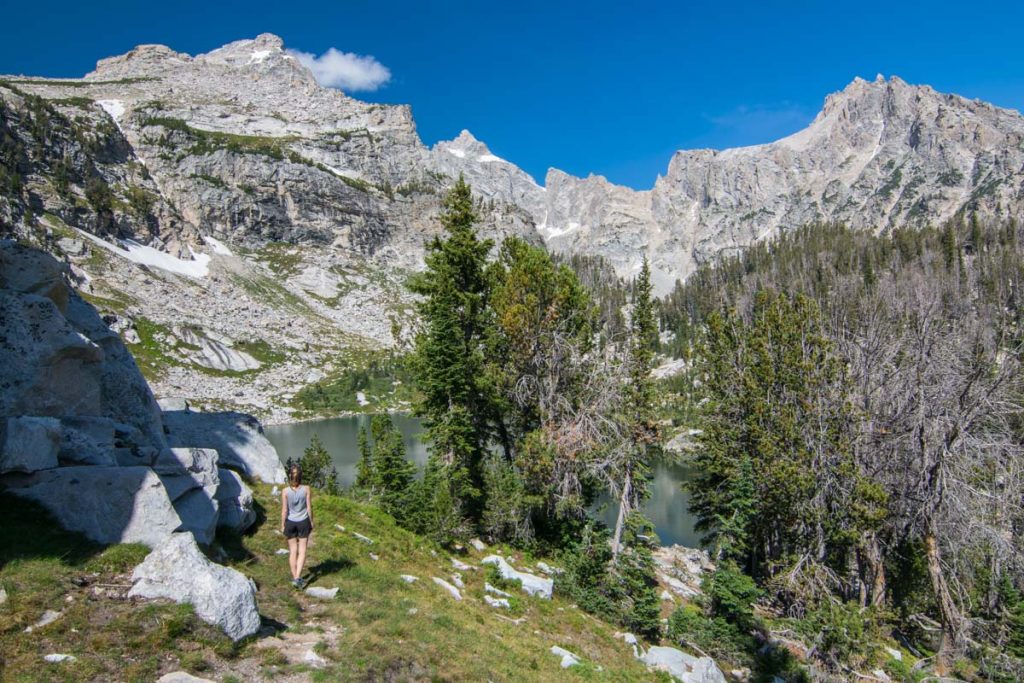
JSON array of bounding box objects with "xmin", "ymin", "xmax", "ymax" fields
[{"xmin": 3, "ymin": 34, "xmax": 1024, "ymax": 422}]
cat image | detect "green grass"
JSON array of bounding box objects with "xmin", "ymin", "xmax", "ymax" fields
[
  {"xmin": 141, "ymin": 116, "xmax": 301, "ymax": 162},
  {"xmin": 129, "ymin": 316, "xmax": 183, "ymax": 382},
  {"xmin": 0, "ymin": 486, "xmax": 671, "ymax": 680},
  {"xmin": 215, "ymin": 488, "xmax": 662, "ymax": 681},
  {"xmin": 0, "ymin": 496, "xmax": 232, "ymax": 682},
  {"xmin": 292, "ymin": 352, "xmax": 419, "ymax": 415},
  {"xmin": 4, "ymin": 76, "xmax": 158, "ymax": 88}
]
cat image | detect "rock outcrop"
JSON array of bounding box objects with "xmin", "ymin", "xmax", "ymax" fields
[
  {"xmin": 0, "ymin": 244, "xmax": 275, "ymax": 547},
  {"xmin": 480, "ymin": 555, "xmax": 554, "ymax": 599},
  {"xmin": 128, "ymin": 532, "xmax": 261, "ymax": 641},
  {"xmin": 162, "ymin": 409, "xmax": 286, "ymax": 483},
  {"xmin": 641, "ymin": 646, "xmax": 727, "ymax": 683}
]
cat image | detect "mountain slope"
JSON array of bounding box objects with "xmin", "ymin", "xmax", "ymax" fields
[{"xmin": 3, "ymin": 36, "xmax": 1023, "ymax": 418}]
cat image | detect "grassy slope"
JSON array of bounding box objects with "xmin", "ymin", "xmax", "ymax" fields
[{"xmin": 0, "ymin": 488, "xmax": 665, "ymax": 682}]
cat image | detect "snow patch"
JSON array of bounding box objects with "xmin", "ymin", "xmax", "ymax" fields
[
  {"xmin": 96, "ymin": 99, "xmax": 125, "ymax": 121},
  {"xmin": 446, "ymin": 148, "xmax": 466, "ymax": 158},
  {"xmin": 478, "ymin": 153, "xmax": 505, "ymax": 163},
  {"xmin": 540, "ymin": 221, "xmax": 580, "ymax": 240},
  {"xmin": 75, "ymin": 229, "xmax": 210, "ymax": 278},
  {"xmin": 248, "ymin": 50, "xmax": 273, "ymax": 64},
  {"xmin": 202, "ymin": 235, "xmax": 233, "ymax": 256}
]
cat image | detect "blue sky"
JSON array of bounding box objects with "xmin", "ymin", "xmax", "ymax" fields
[{"xmin": 2, "ymin": 1, "xmax": 1022, "ymax": 188}]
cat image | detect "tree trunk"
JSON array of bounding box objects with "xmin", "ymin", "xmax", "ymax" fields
[
  {"xmin": 925, "ymin": 527, "xmax": 964, "ymax": 673},
  {"xmin": 865, "ymin": 533, "xmax": 887, "ymax": 608},
  {"xmin": 611, "ymin": 467, "xmax": 632, "ymax": 559}
]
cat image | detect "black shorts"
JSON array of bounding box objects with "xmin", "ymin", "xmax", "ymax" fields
[{"xmin": 284, "ymin": 518, "xmax": 312, "ymax": 539}]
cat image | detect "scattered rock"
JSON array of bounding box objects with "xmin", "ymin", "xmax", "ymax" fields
[
  {"xmin": 334, "ymin": 524, "xmax": 345, "ymax": 531},
  {"xmin": 25, "ymin": 609, "xmax": 62, "ymax": 632},
  {"xmin": 484, "ymin": 595, "xmax": 510, "ymax": 609},
  {"xmin": 305, "ymin": 586, "xmax": 339, "ymax": 600},
  {"xmin": 353, "ymin": 532, "xmax": 374, "ymax": 544},
  {"xmin": 400, "ymin": 575, "xmax": 419, "ymax": 584},
  {"xmin": 872, "ymin": 670, "xmax": 892, "ymax": 682},
  {"xmin": 271, "ymin": 485, "xmax": 280, "ymax": 497},
  {"xmin": 43, "ymin": 653, "xmax": 76, "ymax": 663},
  {"xmin": 156, "ymin": 398, "xmax": 191, "ymax": 412},
  {"xmin": 451, "ymin": 573, "xmax": 465, "ymax": 588},
  {"xmin": 654, "ymin": 545, "xmax": 713, "ymax": 599},
  {"xmin": 0, "ymin": 587, "xmax": 7, "ymax": 605},
  {"xmin": 432, "ymin": 577, "xmax": 462, "ymax": 601},
  {"xmin": 550, "ymin": 646, "xmax": 580, "ymax": 668},
  {"xmin": 369, "ymin": 552, "xmax": 379, "ymax": 561},
  {"xmin": 536, "ymin": 561, "xmax": 563, "ymax": 575},
  {"xmin": 641, "ymin": 646, "xmax": 727, "ymax": 683},
  {"xmin": 884, "ymin": 647, "xmax": 902, "ymax": 661},
  {"xmin": 158, "ymin": 673, "xmax": 216, "ymax": 683},
  {"xmin": 485, "ymin": 583, "xmax": 512, "ymax": 598},
  {"xmin": 469, "ymin": 538, "xmax": 487, "ymax": 552},
  {"xmin": 275, "ymin": 548, "xmax": 289, "ymax": 555},
  {"xmin": 451, "ymin": 558, "xmax": 473, "ymax": 571},
  {"xmin": 729, "ymin": 668, "xmax": 751, "ymax": 682},
  {"xmin": 407, "ymin": 608, "xmax": 418, "ymax": 615},
  {"xmin": 481, "ymin": 555, "xmax": 553, "ymax": 599},
  {"xmin": 0, "ymin": 416, "xmax": 61, "ymax": 474},
  {"xmin": 303, "ymin": 649, "xmax": 327, "ymax": 668},
  {"xmin": 128, "ymin": 532, "xmax": 260, "ymax": 641},
  {"xmin": 661, "ymin": 590, "xmax": 675, "ymax": 602}
]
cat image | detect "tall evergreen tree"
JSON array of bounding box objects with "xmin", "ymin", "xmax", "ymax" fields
[
  {"xmin": 611, "ymin": 257, "xmax": 660, "ymax": 557},
  {"xmin": 408, "ymin": 176, "xmax": 495, "ymax": 529}
]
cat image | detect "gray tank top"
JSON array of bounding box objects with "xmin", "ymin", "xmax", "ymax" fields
[{"xmin": 285, "ymin": 486, "xmax": 309, "ymax": 522}]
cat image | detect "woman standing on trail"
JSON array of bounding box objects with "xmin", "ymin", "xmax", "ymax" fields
[{"xmin": 281, "ymin": 464, "xmax": 313, "ymax": 588}]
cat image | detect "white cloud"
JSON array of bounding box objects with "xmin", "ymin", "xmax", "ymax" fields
[{"xmin": 286, "ymin": 47, "xmax": 391, "ymax": 92}]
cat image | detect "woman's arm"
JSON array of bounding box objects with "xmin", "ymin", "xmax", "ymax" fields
[
  {"xmin": 306, "ymin": 486, "xmax": 314, "ymax": 531},
  {"xmin": 280, "ymin": 490, "xmax": 287, "ymax": 532}
]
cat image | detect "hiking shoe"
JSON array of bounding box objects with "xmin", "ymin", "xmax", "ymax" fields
[{"xmin": 291, "ymin": 578, "xmax": 302, "ymax": 589}]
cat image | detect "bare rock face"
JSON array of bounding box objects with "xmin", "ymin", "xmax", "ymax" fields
[
  {"xmin": 128, "ymin": 531, "xmax": 261, "ymax": 641},
  {"xmin": 0, "ymin": 417, "xmax": 61, "ymax": 474},
  {"xmin": 537, "ymin": 75, "xmax": 1024, "ymax": 293},
  {"xmin": 161, "ymin": 409, "xmax": 286, "ymax": 483},
  {"xmin": 6, "ymin": 466, "xmax": 184, "ymax": 547},
  {"xmin": 214, "ymin": 467, "xmax": 256, "ymax": 532},
  {"xmin": 641, "ymin": 646, "xmax": 727, "ymax": 683},
  {"xmin": 0, "ymin": 243, "xmax": 166, "ymax": 445}
]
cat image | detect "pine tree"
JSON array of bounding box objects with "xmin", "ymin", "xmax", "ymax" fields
[
  {"xmin": 611, "ymin": 257, "xmax": 660, "ymax": 557},
  {"xmin": 369, "ymin": 414, "xmax": 416, "ymax": 521},
  {"xmin": 408, "ymin": 176, "xmax": 495, "ymax": 529},
  {"xmin": 300, "ymin": 433, "xmax": 339, "ymax": 493},
  {"xmin": 355, "ymin": 424, "xmax": 374, "ymax": 491}
]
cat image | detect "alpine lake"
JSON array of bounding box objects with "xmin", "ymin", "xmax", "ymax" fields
[{"xmin": 266, "ymin": 414, "xmax": 700, "ymax": 547}]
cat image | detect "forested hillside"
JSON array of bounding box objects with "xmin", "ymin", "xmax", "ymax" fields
[{"xmin": 658, "ymin": 219, "xmax": 1024, "ymax": 679}]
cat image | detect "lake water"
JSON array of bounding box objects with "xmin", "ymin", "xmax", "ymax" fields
[{"xmin": 265, "ymin": 414, "xmax": 701, "ymax": 547}]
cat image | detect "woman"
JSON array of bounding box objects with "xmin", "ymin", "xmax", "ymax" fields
[{"xmin": 281, "ymin": 464, "xmax": 314, "ymax": 588}]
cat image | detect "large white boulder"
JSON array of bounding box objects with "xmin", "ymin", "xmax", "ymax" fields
[
  {"xmin": 128, "ymin": 532, "xmax": 261, "ymax": 641},
  {"xmin": 480, "ymin": 555, "xmax": 553, "ymax": 599},
  {"xmin": 641, "ymin": 646, "xmax": 727, "ymax": 683},
  {"xmin": 161, "ymin": 410, "xmax": 285, "ymax": 483},
  {"xmin": 215, "ymin": 468, "xmax": 256, "ymax": 532},
  {"xmin": 0, "ymin": 416, "xmax": 61, "ymax": 473},
  {"xmin": 6, "ymin": 466, "xmax": 182, "ymax": 547},
  {"xmin": 152, "ymin": 448, "xmax": 222, "ymax": 545}
]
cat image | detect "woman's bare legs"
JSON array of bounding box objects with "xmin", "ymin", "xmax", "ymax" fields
[
  {"xmin": 288, "ymin": 537, "xmax": 299, "ymax": 580},
  {"xmin": 296, "ymin": 537, "xmax": 309, "ymax": 581}
]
